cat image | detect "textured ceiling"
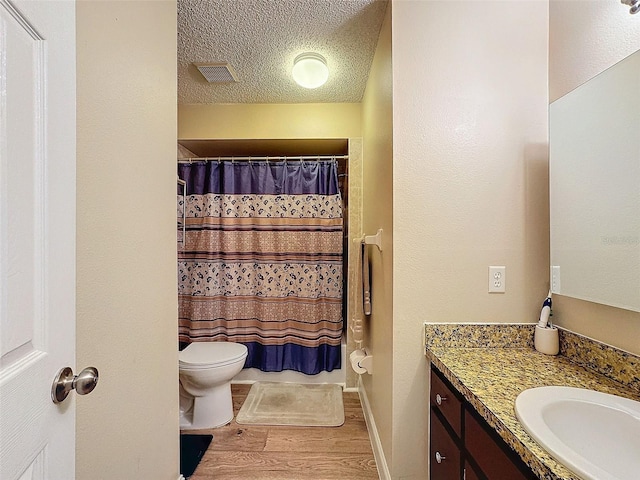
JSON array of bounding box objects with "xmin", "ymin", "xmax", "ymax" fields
[{"xmin": 178, "ymin": 0, "xmax": 388, "ymax": 104}]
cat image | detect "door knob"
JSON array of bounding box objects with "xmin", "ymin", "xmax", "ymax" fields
[{"xmin": 51, "ymin": 366, "xmax": 99, "ymax": 404}]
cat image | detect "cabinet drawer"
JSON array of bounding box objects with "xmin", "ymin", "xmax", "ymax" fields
[
  {"xmin": 430, "ymin": 410, "xmax": 461, "ymax": 480},
  {"xmin": 465, "ymin": 409, "xmax": 530, "ymax": 480},
  {"xmin": 430, "ymin": 368, "xmax": 462, "ymax": 436}
]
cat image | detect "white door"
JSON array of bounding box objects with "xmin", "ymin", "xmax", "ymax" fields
[{"xmin": 0, "ymin": 1, "xmax": 77, "ymax": 479}]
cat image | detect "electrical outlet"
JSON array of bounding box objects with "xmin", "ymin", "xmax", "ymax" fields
[{"xmin": 489, "ymin": 266, "xmax": 506, "ymax": 293}]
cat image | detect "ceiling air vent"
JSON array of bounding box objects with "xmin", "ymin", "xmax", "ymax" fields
[{"xmin": 194, "ymin": 62, "xmax": 238, "ymax": 83}]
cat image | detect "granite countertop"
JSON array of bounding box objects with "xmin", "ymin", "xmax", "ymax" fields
[{"xmin": 424, "ymin": 324, "xmax": 640, "ymax": 480}]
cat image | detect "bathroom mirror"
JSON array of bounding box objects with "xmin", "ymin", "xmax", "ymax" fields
[{"xmin": 549, "ymin": 49, "xmax": 640, "ymax": 312}]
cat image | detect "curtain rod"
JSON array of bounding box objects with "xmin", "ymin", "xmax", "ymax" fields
[{"xmin": 177, "ymin": 154, "xmax": 348, "ymax": 164}]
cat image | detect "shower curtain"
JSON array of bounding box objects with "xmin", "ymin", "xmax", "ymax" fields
[{"xmin": 177, "ymin": 160, "xmax": 343, "ymax": 375}]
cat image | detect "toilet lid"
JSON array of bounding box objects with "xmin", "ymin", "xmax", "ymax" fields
[{"xmin": 179, "ymin": 342, "xmax": 248, "ymax": 368}]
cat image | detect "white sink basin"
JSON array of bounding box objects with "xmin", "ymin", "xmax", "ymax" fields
[{"xmin": 515, "ymin": 386, "xmax": 640, "ymax": 480}]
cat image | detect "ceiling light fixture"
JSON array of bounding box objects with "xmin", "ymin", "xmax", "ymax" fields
[{"xmin": 292, "ymin": 53, "xmax": 329, "ymax": 89}]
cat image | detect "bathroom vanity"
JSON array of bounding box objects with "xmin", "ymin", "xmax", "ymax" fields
[
  {"xmin": 425, "ymin": 323, "xmax": 640, "ymax": 480},
  {"xmin": 430, "ymin": 365, "xmax": 536, "ymax": 480}
]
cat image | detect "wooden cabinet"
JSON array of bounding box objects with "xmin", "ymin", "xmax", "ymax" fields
[{"xmin": 430, "ymin": 365, "xmax": 537, "ymax": 480}]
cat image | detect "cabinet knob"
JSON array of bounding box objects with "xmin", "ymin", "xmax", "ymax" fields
[
  {"xmin": 436, "ymin": 393, "xmax": 447, "ymax": 405},
  {"xmin": 435, "ymin": 451, "xmax": 446, "ymax": 464}
]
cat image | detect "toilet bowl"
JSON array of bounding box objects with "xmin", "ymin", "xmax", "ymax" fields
[{"xmin": 179, "ymin": 342, "xmax": 248, "ymax": 430}]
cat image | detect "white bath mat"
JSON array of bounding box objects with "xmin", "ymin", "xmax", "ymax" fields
[{"xmin": 236, "ymin": 382, "xmax": 345, "ymax": 427}]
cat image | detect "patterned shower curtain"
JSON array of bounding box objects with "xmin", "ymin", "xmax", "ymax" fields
[{"xmin": 177, "ymin": 160, "xmax": 343, "ymax": 375}]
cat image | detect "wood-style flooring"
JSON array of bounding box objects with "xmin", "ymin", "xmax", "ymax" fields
[{"xmin": 187, "ymin": 384, "xmax": 379, "ymax": 480}]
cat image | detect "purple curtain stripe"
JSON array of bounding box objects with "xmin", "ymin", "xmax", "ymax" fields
[{"xmin": 178, "ymin": 161, "xmax": 340, "ymax": 196}]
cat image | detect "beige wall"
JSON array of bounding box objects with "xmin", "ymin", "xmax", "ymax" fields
[
  {"xmin": 178, "ymin": 103, "xmax": 361, "ymax": 139},
  {"xmin": 550, "ymin": 0, "xmax": 640, "ymax": 102},
  {"xmin": 361, "ymin": 1, "xmax": 394, "ymax": 474},
  {"xmin": 549, "ymin": 0, "xmax": 640, "ymax": 354},
  {"xmin": 76, "ymin": 2, "xmax": 179, "ymax": 479},
  {"xmin": 391, "ymin": 1, "xmax": 548, "ymax": 478}
]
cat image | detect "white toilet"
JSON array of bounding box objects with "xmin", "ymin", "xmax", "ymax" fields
[{"xmin": 179, "ymin": 342, "xmax": 248, "ymax": 430}]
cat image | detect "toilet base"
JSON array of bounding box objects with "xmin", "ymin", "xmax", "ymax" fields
[{"xmin": 180, "ymin": 382, "xmax": 234, "ymax": 430}]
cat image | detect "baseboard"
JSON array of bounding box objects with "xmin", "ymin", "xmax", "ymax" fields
[{"xmin": 358, "ymin": 376, "xmax": 391, "ymax": 480}]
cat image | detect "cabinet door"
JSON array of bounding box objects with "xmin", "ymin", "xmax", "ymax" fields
[
  {"xmin": 430, "ymin": 410, "xmax": 461, "ymax": 480},
  {"xmin": 465, "ymin": 409, "xmax": 530, "ymax": 480},
  {"xmin": 464, "ymin": 461, "xmax": 482, "ymax": 480}
]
